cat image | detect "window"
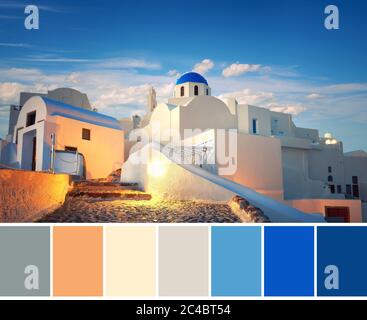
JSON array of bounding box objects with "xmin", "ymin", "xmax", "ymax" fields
[
  {"xmin": 206, "ymin": 88, "xmax": 209, "ymax": 95},
  {"xmin": 346, "ymin": 184, "xmax": 352, "ymax": 195},
  {"xmin": 325, "ymin": 207, "xmax": 350, "ymax": 223},
  {"xmin": 180, "ymin": 86, "xmax": 185, "ymax": 97},
  {"xmin": 329, "ymin": 185, "xmax": 335, "ymax": 194},
  {"xmin": 353, "ymin": 185, "xmax": 360, "ymax": 198},
  {"xmin": 327, "ymin": 175, "xmax": 333, "ymax": 182},
  {"xmin": 352, "ymin": 176, "xmax": 358, "ymax": 184},
  {"xmin": 194, "ymin": 85, "xmax": 199, "ymax": 96},
  {"xmin": 26, "ymin": 111, "xmax": 36, "ymax": 127},
  {"xmin": 82, "ymin": 128, "xmax": 91, "ymax": 141},
  {"xmin": 65, "ymin": 146, "xmax": 77, "ymax": 152},
  {"xmin": 328, "ymin": 166, "xmax": 332, "ymax": 173},
  {"xmin": 337, "ymin": 185, "xmax": 342, "ymax": 193},
  {"xmin": 252, "ymin": 119, "xmax": 258, "ymax": 134}
]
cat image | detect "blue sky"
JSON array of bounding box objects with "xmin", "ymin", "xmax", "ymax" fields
[{"xmin": 0, "ymin": 0, "xmax": 366, "ymax": 151}]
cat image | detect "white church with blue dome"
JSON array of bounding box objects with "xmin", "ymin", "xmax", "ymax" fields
[{"xmin": 122, "ymin": 71, "xmax": 367, "ymax": 222}]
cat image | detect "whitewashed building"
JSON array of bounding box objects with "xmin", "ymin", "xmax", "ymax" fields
[
  {"xmin": 1, "ymin": 88, "xmax": 124, "ymax": 180},
  {"xmin": 122, "ymin": 72, "xmax": 367, "ymax": 222}
]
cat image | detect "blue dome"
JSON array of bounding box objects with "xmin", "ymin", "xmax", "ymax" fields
[{"xmin": 176, "ymin": 72, "xmax": 208, "ymax": 85}]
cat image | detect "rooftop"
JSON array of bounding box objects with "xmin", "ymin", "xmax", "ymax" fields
[{"xmin": 176, "ymin": 72, "xmax": 208, "ymax": 85}]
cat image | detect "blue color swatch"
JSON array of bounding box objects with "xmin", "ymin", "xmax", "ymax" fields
[
  {"xmin": 317, "ymin": 227, "xmax": 367, "ymax": 296},
  {"xmin": 265, "ymin": 226, "xmax": 314, "ymax": 296},
  {"xmin": 211, "ymin": 226, "xmax": 261, "ymax": 296}
]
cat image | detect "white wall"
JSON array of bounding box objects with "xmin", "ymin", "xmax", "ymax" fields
[
  {"xmin": 148, "ymin": 103, "xmax": 175, "ymax": 144},
  {"xmin": 344, "ymin": 155, "xmax": 367, "ymax": 201},
  {"xmin": 294, "ymin": 126, "xmax": 319, "ymax": 141},
  {"xmin": 121, "ymin": 145, "xmax": 235, "ymax": 201},
  {"xmin": 237, "ymin": 104, "xmax": 272, "ymax": 136},
  {"xmin": 177, "ymin": 96, "xmax": 237, "ymax": 138},
  {"xmin": 173, "ymin": 83, "xmax": 210, "ymax": 98},
  {"xmin": 282, "ymin": 147, "xmax": 332, "ymax": 199},
  {"xmin": 17, "ymin": 123, "xmax": 45, "ymax": 171},
  {"xmin": 308, "ymin": 145, "xmax": 345, "ymax": 188},
  {"xmin": 220, "ymin": 131, "xmax": 285, "ymax": 201}
]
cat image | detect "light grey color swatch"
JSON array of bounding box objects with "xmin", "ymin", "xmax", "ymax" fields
[
  {"xmin": 159, "ymin": 226, "xmax": 209, "ymax": 296},
  {"xmin": 0, "ymin": 227, "xmax": 50, "ymax": 296}
]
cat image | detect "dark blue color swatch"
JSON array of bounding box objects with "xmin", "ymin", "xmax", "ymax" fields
[
  {"xmin": 211, "ymin": 227, "xmax": 261, "ymax": 296},
  {"xmin": 317, "ymin": 227, "xmax": 367, "ymax": 296},
  {"xmin": 265, "ymin": 226, "xmax": 314, "ymax": 296}
]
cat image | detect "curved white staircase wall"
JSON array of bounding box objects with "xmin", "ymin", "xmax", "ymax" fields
[{"xmin": 121, "ymin": 142, "xmax": 325, "ymax": 222}]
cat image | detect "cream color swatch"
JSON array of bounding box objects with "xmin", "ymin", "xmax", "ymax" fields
[{"xmin": 105, "ymin": 226, "xmax": 156, "ymax": 296}]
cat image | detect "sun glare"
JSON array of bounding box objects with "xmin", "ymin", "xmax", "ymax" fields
[{"xmin": 148, "ymin": 161, "xmax": 166, "ymax": 177}]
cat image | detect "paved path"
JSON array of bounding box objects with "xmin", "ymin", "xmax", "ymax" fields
[{"xmin": 38, "ymin": 196, "xmax": 240, "ymax": 223}]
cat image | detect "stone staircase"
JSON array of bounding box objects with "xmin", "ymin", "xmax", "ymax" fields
[{"xmin": 68, "ymin": 181, "xmax": 151, "ymax": 200}]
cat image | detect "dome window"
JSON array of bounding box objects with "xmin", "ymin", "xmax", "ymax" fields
[
  {"xmin": 194, "ymin": 85, "xmax": 199, "ymax": 96},
  {"xmin": 180, "ymin": 86, "xmax": 185, "ymax": 97}
]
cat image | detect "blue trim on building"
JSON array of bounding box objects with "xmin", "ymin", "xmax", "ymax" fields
[
  {"xmin": 42, "ymin": 97, "xmax": 122, "ymax": 130},
  {"xmin": 50, "ymin": 112, "xmax": 122, "ymax": 130}
]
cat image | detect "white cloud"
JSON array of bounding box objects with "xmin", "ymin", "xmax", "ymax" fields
[
  {"xmin": 94, "ymin": 58, "xmax": 161, "ymax": 70},
  {"xmin": 156, "ymin": 83, "xmax": 175, "ymax": 99},
  {"xmin": 320, "ymin": 83, "xmax": 367, "ymax": 94},
  {"xmin": 0, "ymin": 68, "xmax": 43, "ymax": 81},
  {"xmin": 0, "ymin": 82, "xmax": 25, "ymax": 105},
  {"xmin": 218, "ymin": 87, "xmax": 306, "ymax": 116},
  {"xmin": 193, "ymin": 59, "xmax": 214, "ymax": 75},
  {"xmin": 167, "ymin": 69, "xmax": 180, "ymax": 77},
  {"xmin": 65, "ymin": 72, "xmax": 81, "ymax": 84},
  {"xmin": 218, "ymin": 88, "xmax": 274, "ymax": 105},
  {"xmin": 307, "ymin": 93, "xmax": 323, "ymax": 100},
  {"xmin": 15, "ymin": 56, "xmax": 161, "ymax": 70},
  {"xmin": 94, "ymin": 84, "xmax": 151, "ymax": 109},
  {"xmin": 222, "ymin": 63, "xmax": 262, "ymax": 77},
  {"xmin": 269, "ymin": 104, "xmax": 306, "ymax": 115},
  {"xmin": 0, "ymin": 43, "xmax": 32, "ymax": 47},
  {"xmin": 20, "ymin": 57, "xmax": 91, "ymax": 63},
  {"xmin": 0, "ymin": 67, "xmax": 174, "ymax": 123}
]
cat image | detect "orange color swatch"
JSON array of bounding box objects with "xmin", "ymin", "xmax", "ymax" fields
[{"xmin": 53, "ymin": 226, "xmax": 103, "ymax": 296}]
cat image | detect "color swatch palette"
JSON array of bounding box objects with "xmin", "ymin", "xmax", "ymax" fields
[{"xmin": 0, "ymin": 225, "xmax": 367, "ymax": 297}]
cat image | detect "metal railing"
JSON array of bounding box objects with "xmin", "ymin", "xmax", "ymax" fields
[{"xmin": 167, "ymin": 145, "xmax": 217, "ymax": 174}]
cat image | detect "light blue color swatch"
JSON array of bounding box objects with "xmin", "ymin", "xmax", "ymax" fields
[{"xmin": 211, "ymin": 226, "xmax": 261, "ymax": 296}]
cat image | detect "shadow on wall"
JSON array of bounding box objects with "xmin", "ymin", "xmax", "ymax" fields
[{"xmin": 0, "ymin": 140, "xmax": 19, "ymax": 169}]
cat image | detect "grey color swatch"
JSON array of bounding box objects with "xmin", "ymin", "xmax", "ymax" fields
[
  {"xmin": 159, "ymin": 226, "xmax": 209, "ymax": 296},
  {"xmin": 0, "ymin": 227, "xmax": 50, "ymax": 296}
]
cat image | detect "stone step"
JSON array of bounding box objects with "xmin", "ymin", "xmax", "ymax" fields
[
  {"xmin": 72, "ymin": 181, "xmax": 141, "ymax": 190},
  {"xmin": 68, "ymin": 189, "xmax": 152, "ymax": 200},
  {"xmin": 71, "ymin": 185, "xmax": 141, "ymax": 192}
]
